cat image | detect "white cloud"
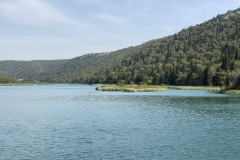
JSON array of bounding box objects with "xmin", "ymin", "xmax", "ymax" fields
[{"xmin": 0, "ymin": 0, "xmax": 82, "ymax": 26}]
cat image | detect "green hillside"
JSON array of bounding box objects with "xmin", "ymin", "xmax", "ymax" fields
[
  {"xmin": 0, "ymin": 60, "xmax": 67, "ymax": 82},
  {"xmin": 0, "ymin": 8, "xmax": 240, "ymax": 87}
]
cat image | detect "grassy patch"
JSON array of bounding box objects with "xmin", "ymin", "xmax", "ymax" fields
[
  {"xmin": 96, "ymin": 85, "xmax": 167, "ymax": 92},
  {"xmin": 96, "ymin": 84, "xmax": 225, "ymax": 93},
  {"xmin": 166, "ymin": 85, "xmax": 222, "ymax": 91}
]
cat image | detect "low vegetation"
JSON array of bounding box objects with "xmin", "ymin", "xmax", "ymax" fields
[
  {"xmin": 96, "ymin": 85, "xmax": 168, "ymax": 92},
  {"xmin": 166, "ymin": 86, "xmax": 222, "ymax": 92},
  {"xmin": 96, "ymin": 84, "xmax": 240, "ymax": 95},
  {"xmin": 96, "ymin": 84, "xmax": 223, "ymax": 93}
]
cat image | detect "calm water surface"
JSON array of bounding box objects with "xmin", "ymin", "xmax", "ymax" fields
[{"xmin": 0, "ymin": 84, "xmax": 239, "ymax": 160}]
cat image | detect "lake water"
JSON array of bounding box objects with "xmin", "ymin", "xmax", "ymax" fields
[{"xmin": 0, "ymin": 84, "xmax": 239, "ymax": 160}]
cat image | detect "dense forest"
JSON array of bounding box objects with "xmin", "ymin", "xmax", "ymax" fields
[
  {"xmin": 0, "ymin": 72, "xmax": 17, "ymax": 84},
  {"xmin": 0, "ymin": 8, "xmax": 240, "ymax": 87}
]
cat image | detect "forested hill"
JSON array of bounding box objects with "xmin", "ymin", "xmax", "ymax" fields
[
  {"xmin": 0, "ymin": 60, "xmax": 67, "ymax": 82},
  {"xmin": 0, "ymin": 8, "xmax": 240, "ymax": 87}
]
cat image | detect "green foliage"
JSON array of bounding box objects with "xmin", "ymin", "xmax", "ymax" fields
[
  {"xmin": 116, "ymin": 80, "xmax": 125, "ymax": 86},
  {"xmin": 0, "ymin": 72, "xmax": 17, "ymax": 83},
  {"xmin": 222, "ymin": 90, "xmax": 240, "ymax": 95},
  {"xmin": 1, "ymin": 8, "xmax": 240, "ymax": 87}
]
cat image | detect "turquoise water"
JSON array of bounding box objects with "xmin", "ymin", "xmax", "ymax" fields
[{"xmin": 0, "ymin": 84, "xmax": 239, "ymax": 160}]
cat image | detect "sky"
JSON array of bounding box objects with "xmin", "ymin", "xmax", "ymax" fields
[{"xmin": 0, "ymin": 0, "xmax": 239, "ymax": 60}]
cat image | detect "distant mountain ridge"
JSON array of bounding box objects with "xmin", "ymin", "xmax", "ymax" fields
[{"xmin": 1, "ymin": 8, "xmax": 240, "ymax": 87}]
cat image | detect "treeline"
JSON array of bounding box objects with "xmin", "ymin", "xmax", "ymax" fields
[
  {"xmin": 0, "ymin": 72, "xmax": 17, "ymax": 83},
  {"xmin": 0, "ymin": 8, "xmax": 240, "ymax": 87}
]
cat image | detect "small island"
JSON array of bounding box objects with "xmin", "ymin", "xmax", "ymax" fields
[
  {"xmin": 96, "ymin": 84, "xmax": 224, "ymax": 93},
  {"xmin": 96, "ymin": 84, "xmax": 168, "ymax": 92},
  {"xmin": 96, "ymin": 82, "xmax": 240, "ymax": 95}
]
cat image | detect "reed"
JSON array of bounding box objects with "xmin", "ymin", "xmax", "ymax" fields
[
  {"xmin": 166, "ymin": 85, "xmax": 221, "ymax": 91},
  {"xmin": 96, "ymin": 85, "xmax": 167, "ymax": 92}
]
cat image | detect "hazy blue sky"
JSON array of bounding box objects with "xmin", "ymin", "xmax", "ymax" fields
[{"xmin": 0, "ymin": 0, "xmax": 239, "ymax": 60}]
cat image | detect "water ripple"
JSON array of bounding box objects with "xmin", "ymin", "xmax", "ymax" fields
[{"xmin": 0, "ymin": 85, "xmax": 239, "ymax": 160}]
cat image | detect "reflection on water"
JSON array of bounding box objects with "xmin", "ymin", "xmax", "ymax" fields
[{"xmin": 0, "ymin": 84, "xmax": 239, "ymax": 160}]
